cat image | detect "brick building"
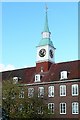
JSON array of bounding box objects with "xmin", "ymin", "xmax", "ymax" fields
[{"xmin": 2, "ymin": 6, "xmax": 80, "ymax": 119}]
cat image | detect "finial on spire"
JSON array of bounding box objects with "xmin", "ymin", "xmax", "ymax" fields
[
  {"xmin": 45, "ymin": 3, "xmax": 48, "ymax": 13},
  {"xmin": 43, "ymin": 3, "xmax": 49, "ymax": 32}
]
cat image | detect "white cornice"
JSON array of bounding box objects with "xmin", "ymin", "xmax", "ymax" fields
[{"xmin": 21, "ymin": 79, "xmax": 80, "ymax": 86}]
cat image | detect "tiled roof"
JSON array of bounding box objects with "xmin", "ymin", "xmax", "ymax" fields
[
  {"xmin": 41, "ymin": 60, "xmax": 80, "ymax": 83},
  {"xmin": 2, "ymin": 67, "xmax": 36, "ymax": 84},
  {"xmin": 1, "ymin": 60, "xmax": 80, "ymax": 84}
]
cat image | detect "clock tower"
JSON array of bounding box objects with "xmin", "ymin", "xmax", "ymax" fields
[{"xmin": 36, "ymin": 6, "xmax": 56, "ymax": 73}]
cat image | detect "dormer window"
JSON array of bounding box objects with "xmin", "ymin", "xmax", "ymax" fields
[
  {"xmin": 35, "ymin": 74, "xmax": 40, "ymax": 82},
  {"xmin": 60, "ymin": 71, "xmax": 68, "ymax": 80},
  {"xmin": 13, "ymin": 77, "xmax": 18, "ymax": 84}
]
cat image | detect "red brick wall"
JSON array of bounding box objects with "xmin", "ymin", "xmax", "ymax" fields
[
  {"xmin": 27, "ymin": 81, "xmax": 80, "ymax": 119},
  {"xmin": 36, "ymin": 61, "xmax": 52, "ymax": 73}
]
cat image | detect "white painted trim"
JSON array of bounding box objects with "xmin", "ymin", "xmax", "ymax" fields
[
  {"xmin": 72, "ymin": 102, "xmax": 79, "ymax": 114},
  {"xmin": 36, "ymin": 59, "xmax": 55, "ymax": 64},
  {"xmin": 72, "ymin": 84, "xmax": 79, "ymax": 96},
  {"xmin": 48, "ymin": 103, "xmax": 54, "ymax": 114},
  {"xmin": 48, "ymin": 86, "xmax": 54, "ymax": 97},
  {"xmin": 60, "ymin": 85, "xmax": 66, "ymax": 96},
  {"xmin": 24, "ymin": 79, "xmax": 80, "ymax": 86},
  {"xmin": 60, "ymin": 103, "xmax": 66, "ymax": 114}
]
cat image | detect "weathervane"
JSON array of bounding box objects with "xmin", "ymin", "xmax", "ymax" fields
[{"xmin": 45, "ymin": 3, "xmax": 48, "ymax": 13}]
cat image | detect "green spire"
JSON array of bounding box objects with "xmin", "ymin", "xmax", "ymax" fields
[
  {"xmin": 43, "ymin": 5, "xmax": 49, "ymax": 32},
  {"xmin": 37, "ymin": 5, "xmax": 55, "ymax": 48}
]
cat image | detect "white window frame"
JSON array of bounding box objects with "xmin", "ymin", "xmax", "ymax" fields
[
  {"xmin": 19, "ymin": 89, "xmax": 24, "ymax": 98},
  {"xmin": 48, "ymin": 103, "xmax": 54, "ymax": 114},
  {"xmin": 38, "ymin": 87, "xmax": 44, "ymax": 97},
  {"xmin": 60, "ymin": 103, "xmax": 66, "ymax": 114},
  {"xmin": 72, "ymin": 84, "xmax": 79, "ymax": 96},
  {"xmin": 72, "ymin": 102, "xmax": 79, "ymax": 114},
  {"xmin": 18, "ymin": 104, "xmax": 24, "ymax": 111},
  {"xmin": 13, "ymin": 77, "xmax": 18, "ymax": 84},
  {"xmin": 60, "ymin": 85, "xmax": 66, "ymax": 96},
  {"xmin": 28, "ymin": 103, "xmax": 33, "ymax": 111},
  {"xmin": 11, "ymin": 92, "xmax": 15, "ymax": 99},
  {"xmin": 28, "ymin": 88, "xmax": 34, "ymax": 98},
  {"xmin": 35, "ymin": 74, "xmax": 40, "ymax": 82},
  {"xmin": 48, "ymin": 86, "xmax": 54, "ymax": 97},
  {"xmin": 60, "ymin": 71, "xmax": 67, "ymax": 80},
  {"xmin": 38, "ymin": 106, "xmax": 43, "ymax": 114}
]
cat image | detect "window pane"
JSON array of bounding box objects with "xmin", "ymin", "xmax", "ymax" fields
[
  {"xmin": 60, "ymin": 103, "xmax": 66, "ymax": 114},
  {"xmin": 72, "ymin": 84, "xmax": 78, "ymax": 96},
  {"xmin": 60, "ymin": 85, "xmax": 66, "ymax": 96},
  {"xmin": 38, "ymin": 87, "xmax": 44, "ymax": 97},
  {"xmin": 72, "ymin": 102, "xmax": 79, "ymax": 114},
  {"xmin": 60, "ymin": 71, "xmax": 67, "ymax": 80},
  {"xmin": 28, "ymin": 88, "xmax": 34, "ymax": 98},
  {"xmin": 19, "ymin": 89, "xmax": 24, "ymax": 98},
  {"xmin": 35, "ymin": 74, "xmax": 40, "ymax": 82},
  {"xmin": 48, "ymin": 86, "xmax": 54, "ymax": 97},
  {"xmin": 48, "ymin": 103, "xmax": 54, "ymax": 114}
]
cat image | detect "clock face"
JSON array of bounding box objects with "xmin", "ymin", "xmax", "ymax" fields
[
  {"xmin": 49, "ymin": 49, "xmax": 53, "ymax": 58},
  {"xmin": 39, "ymin": 49, "xmax": 46, "ymax": 57}
]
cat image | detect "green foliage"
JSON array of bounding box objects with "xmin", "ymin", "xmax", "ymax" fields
[
  {"xmin": 27, "ymin": 95, "xmax": 49, "ymax": 119},
  {"xmin": 2, "ymin": 79, "xmax": 53, "ymax": 119},
  {"xmin": 2, "ymin": 79, "xmax": 27, "ymax": 118}
]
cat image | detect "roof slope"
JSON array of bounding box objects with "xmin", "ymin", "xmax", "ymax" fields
[
  {"xmin": 41, "ymin": 60, "xmax": 80, "ymax": 83},
  {"xmin": 2, "ymin": 67, "xmax": 36, "ymax": 84},
  {"xmin": 1, "ymin": 60, "xmax": 80, "ymax": 84}
]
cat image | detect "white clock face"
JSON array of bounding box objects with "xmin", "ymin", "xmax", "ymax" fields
[
  {"xmin": 39, "ymin": 49, "xmax": 46, "ymax": 57},
  {"xmin": 49, "ymin": 49, "xmax": 53, "ymax": 58}
]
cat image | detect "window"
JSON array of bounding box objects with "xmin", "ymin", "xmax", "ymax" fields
[
  {"xmin": 72, "ymin": 102, "xmax": 79, "ymax": 114},
  {"xmin": 18, "ymin": 104, "xmax": 24, "ymax": 111},
  {"xmin": 60, "ymin": 71, "xmax": 67, "ymax": 80},
  {"xmin": 60, "ymin": 85, "xmax": 66, "ymax": 96},
  {"xmin": 38, "ymin": 87, "xmax": 44, "ymax": 97},
  {"xmin": 13, "ymin": 77, "xmax": 18, "ymax": 84},
  {"xmin": 48, "ymin": 103, "xmax": 54, "ymax": 114},
  {"xmin": 35, "ymin": 74, "xmax": 40, "ymax": 82},
  {"xmin": 28, "ymin": 88, "xmax": 34, "ymax": 98},
  {"xmin": 38, "ymin": 106, "xmax": 43, "ymax": 114},
  {"xmin": 48, "ymin": 86, "xmax": 54, "ymax": 97},
  {"xmin": 72, "ymin": 84, "xmax": 78, "ymax": 96},
  {"xmin": 19, "ymin": 88, "xmax": 24, "ymax": 98},
  {"xmin": 28, "ymin": 103, "xmax": 33, "ymax": 111},
  {"xmin": 60, "ymin": 103, "xmax": 66, "ymax": 114},
  {"xmin": 11, "ymin": 92, "xmax": 15, "ymax": 99}
]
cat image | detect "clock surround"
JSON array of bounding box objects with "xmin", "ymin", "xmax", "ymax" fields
[{"xmin": 39, "ymin": 49, "xmax": 46, "ymax": 57}]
